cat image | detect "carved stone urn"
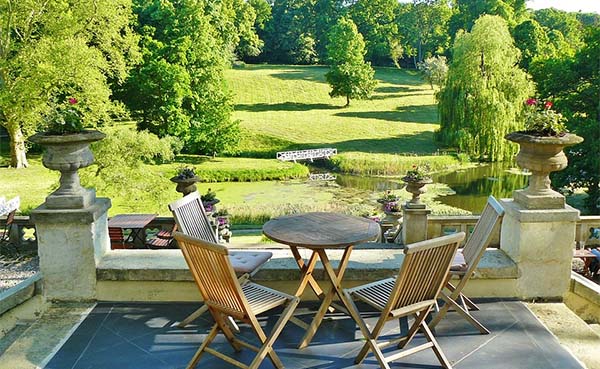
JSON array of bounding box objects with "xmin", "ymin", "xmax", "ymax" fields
[
  {"xmin": 29, "ymin": 130, "xmax": 105, "ymax": 209},
  {"xmin": 402, "ymin": 177, "xmax": 433, "ymax": 209},
  {"xmin": 170, "ymin": 176, "xmax": 200, "ymax": 197},
  {"xmin": 505, "ymin": 132, "xmax": 583, "ymax": 209}
]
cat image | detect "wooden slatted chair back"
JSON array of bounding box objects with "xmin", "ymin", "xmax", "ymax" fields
[
  {"xmin": 174, "ymin": 231, "xmax": 250, "ymax": 320},
  {"xmin": 169, "ymin": 192, "xmax": 218, "ymax": 243},
  {"xmin": 390, "ymin": 233, "xmax": 465, "ymax": 311},
  {"xmin": 461, "ymin": 196, "xmax": 504, "ymax": 269},
  {"xmin": 108, "ymin": 227, "xmax": 125, "ymax": 242}
]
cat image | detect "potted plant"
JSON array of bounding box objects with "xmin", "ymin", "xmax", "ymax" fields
[
  {"xmin": 201, "ymin": 188, "xmax": 220, "ymax": 209},
  {"xmin": 402, "ymin": 164, "xmax": 433, "ymax": 208},
  {"xmin": 383, "ymin": 201, "xmax": 402, "ymax": 223},
  {"xmin": 28, "ymin": 97, "xmax": 105, "ymax": 209},
  {"xmin": 505, "ymin": 98, "xmax": 583, "ymax": 209},
  {"xmin": 377, "ymin": 190, "xmax": 399, "ymax": 205},
  {"xmin": 170, "ymin": 167, "xmax": 200, "ymax": 196}
]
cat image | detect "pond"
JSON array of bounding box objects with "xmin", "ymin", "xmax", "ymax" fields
[{"xmin": 335, "ymin": 162, "xmax": 528, "ymax": 214}]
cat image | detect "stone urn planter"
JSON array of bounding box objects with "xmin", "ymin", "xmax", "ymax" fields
[
  {"xmin": 170, "ymin": 176, "xmax": 200, "ymax": 197},
  {"xmin": 402, "ymin": 177, "xmax": 433, "ymax": 209},
  {"xmin": 505, "ymin": 131, "xmax": 583, "ymax": 209},
  {"xmin": 29, "ymin": 130, "xmax": 105, "ymax": 209}
]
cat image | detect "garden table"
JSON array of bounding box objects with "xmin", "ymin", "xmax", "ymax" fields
[
  {"xmin": 263, "ymin": 212, "xmax": 380, "ymax": 348},
  {"xmin": 108, "ymin": 214, "xmax": 157, "ymax": 248},
  {"xmin": 574, "ymin": 248, "xmax": 597, "ymax": 278}
]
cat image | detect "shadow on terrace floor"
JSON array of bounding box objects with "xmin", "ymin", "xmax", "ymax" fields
[{"xmin": 41, "ymin": 300, "xmax": 583, "ymax": 369}]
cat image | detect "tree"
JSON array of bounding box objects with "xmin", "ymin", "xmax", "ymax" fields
[
  {"xmin": 538, "ymin": 27, "xmax": 600, "ymax": 212},
  {"xmin": 348, "ymin": 0, "xmax": 400, "ymax": 65},
  {"xmin": 121, "ymin": 0, "xmax": 240, "ymax": 155},
  {"xmin": 325, "ymin": 18, "xmax": 376, "ymax": 107},
  {"xmin": 534, "ymin": 8, "xmax": 583, "ymax": 53},
  {"xmin": 512, "ymin": 19, "xmax": 550, "ymax": 70},
  {"xmin": 262, "ymin": 0, "xmax": 319, "ymax": 64},
  {"xmin": 437, "ymin": 15, "xmax": 534, "ymax": 161},
  {"xmin": 417, "ymin": 55, "xmax": 448, "ymax": 89},
  {"xmin": 396, "ymin": 0, "xmax": 452, "ymax": 68},
  {"xmin": 449, "ymin": 0, "xmax": 526, "ymax": 36},
  {"xmin": 0, "ymin": 0, "xmax": 138, "ymax": 168}
]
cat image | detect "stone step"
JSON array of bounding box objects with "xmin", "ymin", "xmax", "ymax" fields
[
  {"xmin": 0, "ymin": 302, "xmax": 94, "ymax": 369},
  {"xmin": 528, "ymin": 303, "xmax": 600, "ymax": 369},
  {"xmin": 590, "ymin": 323, "xmax": 600, "ymax": 337},
  {"xmin": 0, "ymin": 322, "xmax": 30, "ymax": 356}
]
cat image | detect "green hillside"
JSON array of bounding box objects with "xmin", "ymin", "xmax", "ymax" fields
[{"xmin": 226, "ymin": 64, "xmax": 458, "ymax": 175}]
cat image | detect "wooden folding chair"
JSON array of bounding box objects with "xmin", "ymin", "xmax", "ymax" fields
[
  {"xmin": 429, "ymin": 196, "xmax": 504, "ymax": 334},
  {"xmin": 169, "ymin": 191, "xmax": 273, "ymax": 328},
  {"xmin": 0, "ymin": 209, "xmax": 18, "ymax": 254},
  {"xmin": 174, "ymin": 232, "xmax": 299, "ymax": 369},
  {"xmin": 108, "ymin": 227, "xmax": 135, "ymax": 249},
  {"xmin": 343, "ymin": 232, "xmax": 465, "ymax": 369}
]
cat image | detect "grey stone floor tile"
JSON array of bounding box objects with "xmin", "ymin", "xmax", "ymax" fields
[{"xmin": 44, "ymin": 300, "xmax": 584, "ymax": 369}]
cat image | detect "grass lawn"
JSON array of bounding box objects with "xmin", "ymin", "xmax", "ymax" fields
[
  {"xmin": 226, "ymin": 65, "xmax": 457, "ymax": 174},
  {"xmin": 0, "ymin": 64, "xmax": 471, "ymax": 221}
]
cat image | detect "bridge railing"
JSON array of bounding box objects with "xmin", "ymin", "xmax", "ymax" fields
[{"xmin": 276, "ymin": 148, "xmax": 337, "ymax": 162}]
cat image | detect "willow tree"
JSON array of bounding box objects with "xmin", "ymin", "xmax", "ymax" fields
[{"xmin": 437, "ymin": 15, "xmax": 534, "ymax": 162}]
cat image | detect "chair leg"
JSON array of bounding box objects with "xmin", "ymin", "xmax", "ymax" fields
[
  {"xmin": 214, "ymin": 312, "xmax": 243, "ymax": 352},
  {"xmin": 434, "ymin": 292, "xmax": 489, "ymax": 334},
  {"xmin": 186, "ymin": 323, "xmax": 219, "ymax": 369},
  {"xmin": 178, "ymin": 305, "xmax": 208, "ymax": 328},
  {"xmin": 179, "ymin": 274, "xmax": 251, "ymax": 328},
  {"xmin": 343, "ymin": 290, "xmax": 389, "ymax": 366},
  {"xmin": 248, "ymin": 298, "xmax": 299, "ymax": 369},
  {"xmin": 446, "ymin": 281, "xmax": 479, "ymax": 311},
  {"xmin": 420, "ymin": 319, "xmax": 453, "ymax": 369}
]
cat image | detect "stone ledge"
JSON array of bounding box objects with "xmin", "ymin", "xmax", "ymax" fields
[
  {"xmin": 96, "ymin": 248, "xmax": 517, "ymax": 282},
  {"xmin": 570, "ymin": 272, "xmax": 600, "ymax": 306},
  {"xmin": 0, "ymin": 274, "xmax": 42, "ymax": 316}
]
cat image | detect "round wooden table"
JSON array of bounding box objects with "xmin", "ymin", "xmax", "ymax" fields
[{"xmin": 263, "ymin": 212, "xmax": 380, "ymax": 348}]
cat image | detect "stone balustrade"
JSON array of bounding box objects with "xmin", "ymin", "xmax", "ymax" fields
[{"xmin": 3, "ymin": 214, "xmax": 599, "ymax": 251}]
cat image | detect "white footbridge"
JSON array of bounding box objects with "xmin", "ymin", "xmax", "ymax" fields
[{"xmin": 276, "ymin": 148, "xmax": 337, "ymax": 162}]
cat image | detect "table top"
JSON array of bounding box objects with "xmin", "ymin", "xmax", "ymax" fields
[
  {"xmin": 108, "ymin": 214, "xmax": 157, "ymax": 228},
  {"xmin": 262, "ymin": 212, "xmax": 380, "ymax": 248},
  {"xmin": 574, "ymin": 249, "xmax": 596, "ymax": 258}
]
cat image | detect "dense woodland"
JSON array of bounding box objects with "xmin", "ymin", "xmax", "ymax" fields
[{"xmin": 0, "ymin": 0, "xmax": 599, "ymax": 211}]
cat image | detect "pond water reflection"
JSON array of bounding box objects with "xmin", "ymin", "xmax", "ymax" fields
[{"xmin": 335, "ymin": 163, "xmax": 527, "ymax": 214}]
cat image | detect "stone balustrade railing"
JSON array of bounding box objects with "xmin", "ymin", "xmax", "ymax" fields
[
  {"xmin": 575, "ymin": 215, "xmax": 600, "ymax": 248},
  {"xmin": 2, "ymin": 214, "xmax": 599, "ymax": 251},
  {"xmin": 427, "ymin": 215, "xmax": 501, "ymax": 247}
]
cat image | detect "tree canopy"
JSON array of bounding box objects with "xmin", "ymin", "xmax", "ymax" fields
[
  {"xmin": 437, "ymin": 15, "xmax": 534, "ymax": 162},
  {"xmin": 120, "ymin": 0, "xmax": 240, "ymax": 155},
  {"xmin": 0, "ymin": 0, "xmax": 138, "ymax": 168},
  {"xmin": 325, "ymin": 18, "xmax": 376, "ymax": 107}
]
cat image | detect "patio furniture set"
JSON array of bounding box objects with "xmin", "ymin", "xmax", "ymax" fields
[{"xmin": 166, "ymin": 192, "xmax": 504, "ymax": 369}]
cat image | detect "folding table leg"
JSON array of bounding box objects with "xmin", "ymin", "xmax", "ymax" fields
[{"xmin": 297, "ymin": 246, "xmax": 353, "ymax": 349}]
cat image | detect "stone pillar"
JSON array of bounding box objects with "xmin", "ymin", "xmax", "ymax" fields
[
  {"xmin": 500, "ymin": 199, "xmax": 579, "ymax": 299},
  {"xmin": 402, "ymin": 204, "xmax": 431, "ymax": 245},
  {"xmin": 30, "ymin": 198, "xmax": 111, "ymax": 301}
]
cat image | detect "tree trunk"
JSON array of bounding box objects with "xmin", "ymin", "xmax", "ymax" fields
[
  {"xmin": 345, "ymin": 95, "xmax": 350, "ymax": 107},
  {"xmin": 7, "ymin": 124, "xmax": 29, "ymax": 168}
]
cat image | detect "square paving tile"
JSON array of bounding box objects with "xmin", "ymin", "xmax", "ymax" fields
[{"xmin": 44, "ymin": 300, "xmax": 584, "ymax": 369}]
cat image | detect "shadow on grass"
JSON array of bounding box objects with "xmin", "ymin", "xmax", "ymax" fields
[
  {"xmin": 235, "ymin": 102, "xmax": 340, "ymax": 112},
  {"xmin": 375, "ymin": 86, "xmax": 411, "ymax": 94},
  {"xmin": 334, "ymin": 104, "xmax": 438, "ymax": 124},
  {"xmin": 174, "ymin": 155, "xmax": 213, "ymax": 165},
  {"xmin": 270, "ymin": 68, "xmax": 328, "ymax": 83},
  {"xmin": 369, "ymin": 92, "xmax": 433, "ymax": 101},
  {"xmin": 239, "ymin": 131, "xmax": 438, "ymax": 157}
]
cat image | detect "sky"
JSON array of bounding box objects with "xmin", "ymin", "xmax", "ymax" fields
[{"xmin": 526, "ymin": 0, "xmax": 600, "ymax": 13}]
